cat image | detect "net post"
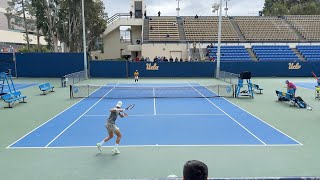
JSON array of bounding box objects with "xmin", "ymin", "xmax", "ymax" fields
[{"xmin": 69, "ymin": 85, "xmax": 72, "ymax": 99}]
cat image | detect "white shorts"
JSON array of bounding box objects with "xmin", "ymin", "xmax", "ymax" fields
[
  {"xmin": 106, "ymin": 124, "xmax": 119, "ymax": 133},
  {"xmin": 135, "ymin": 76, "xmax": 139, "ymax": 80}
]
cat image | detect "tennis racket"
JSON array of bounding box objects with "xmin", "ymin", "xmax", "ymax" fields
[
  {"xmin": 312, "ymin": 71, "xmax": 318, "ymax": 80},
  {"xmin": 125, "ymin": 104, "xmax": 135, "ymax": 111}
]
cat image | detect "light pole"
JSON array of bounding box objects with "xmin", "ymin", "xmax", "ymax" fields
[
  {"xmin": 212, "ymin": 0, "xmax": 223, "ymax": 78},
  {"xmin": 81, "ymin": 0, "xmax": 88, "ymax": 79},
  {"xmin": 224, "ymin": 0, "xmax": 230, "ymax": 17},
  {"xmin": 176, "ymin": 0, "xmax": 181, "ymax": 17},
  {"xmin": 212, "ymin": 3, "xmax": 220, "ymax": 17}
]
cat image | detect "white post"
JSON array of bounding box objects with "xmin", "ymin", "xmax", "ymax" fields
[
  {"xmin": 176, "ymin": 0, "xmax": 181, "ymax": 17},
  {"xmin": 81, "ymin": 0, "xmax": 88, "ymax": 79},
  {"xmin": 216, "ymin": 0, "xmax": 223, "ymax": 78}
]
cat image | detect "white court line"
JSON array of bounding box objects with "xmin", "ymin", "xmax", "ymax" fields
[
  {"xmin": 203, "ymin": 84, "xmax": 303, "ymax": 145},
  {"xmin": 7, "ymin": 143, "xmax": 303, "ymax": 149},
  {"xmin": 153, "ymin": 88, "xmax": 156, "ymax": 115},
  {"xmin": 6, "ymin": 83, "xmax": 110, "ymax": 149},
  {"xmin": 83, "ymin": 114, "xmax": 226, "ymax": 117},
  {"xmin": 4, "ymin": 84, "xmax": 36, "ymax": 92},
  {"xmin": 188, "ymin": 83, "xmax": 267, "ymax": 145},
  {"xmin": 45, "ymin": 83, "xmax": 120, "ymax": 147}
]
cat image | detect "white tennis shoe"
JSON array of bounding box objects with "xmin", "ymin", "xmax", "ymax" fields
[
  {"xmin": 96, "ymin": 143, "xmax": 102, "ymax": 152},
  {"xmin": 112, "ymin": 147, "xmax": 120, "ymax": 154}
]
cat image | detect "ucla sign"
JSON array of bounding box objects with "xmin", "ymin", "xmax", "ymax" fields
[
  {"xmin": 288, "ymin": 62, "xmax": 301, "ymax": 70},
  {"xmin": 146, "ymin": 63, "xmax": 159, "ymax": 70}
]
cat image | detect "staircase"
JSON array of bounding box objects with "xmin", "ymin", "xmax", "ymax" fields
[
  {"xmin": 246, "ymin": 48, "xmax": 258, "ymax": 61},
  {"xmin": 143, "ymin": 18, "xmax": 149, "ymax": 41},
  {"xmin": 104, "ymin": 13, "xmax": 143, "ymax": 35},
  {"xmin": 229, "ymin": 17, "xmax": 246, "ymax": 42},
  {"xmin": 176, "ymin": 17, "xmax": 186, "ymax": 41},
  {"xmin": 292, "ymin": 48, "xmax": 306, "ymax": 61},
  {"xmin": 282, "ymin": 18, "xmax": 306, "ymax": 42}
]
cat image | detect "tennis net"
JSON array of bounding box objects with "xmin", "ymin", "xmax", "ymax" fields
[
  {"xmin": 70, "ymin": 84, "xmax": 235, "ymax": 99},
  {"xmin": 62, "ymin": 71, "xmax": 86, "ymax": 87},
  {"xmin": 217, "ymin": 71, "xmax": 239, "ymax": 85}
]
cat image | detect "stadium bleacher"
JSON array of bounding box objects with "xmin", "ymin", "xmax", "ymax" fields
[
  {"xmin": 149, "ymin": 16, "xmax": 180, "ymax": 41},
  {"xmin": 207, "ymin": 45, "xmax": 252, "ymax": 61},
  {"xmin": 296, "ymin": 45, "xmax": 320, "ymax": 61},
  {"xmin": 234, "ymin": 17, "xmax": 299, "ymax": 41},
  {"xmin": 252, "ymin": 45, "xmax": 300, "ymax": 61},
  {"xmin": 183, "ymin": 16, "xmax": 239, "ymax": 42},
  {"xmin": 285, "ymin": 15, "xmax": 320, "ymax": 41}
]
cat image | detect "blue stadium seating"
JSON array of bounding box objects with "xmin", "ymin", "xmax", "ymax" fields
[
  {"xmin": 296, "ymin": 46, "xmax": 320, "ymax": 61},
  {"xmin": 252, "ymin": 45, "xmax": 300, "ymax": 61},
  {"xmin": 207, "ymin": 46, "xmax": 252, "ymax": 61}
]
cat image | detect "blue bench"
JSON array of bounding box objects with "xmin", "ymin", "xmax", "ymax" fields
[
  {"xmin": 253, "ymin": 84, "xmax": 263, "ymax": 94},
  {"xmin": 1, "ymin": 91, "xmax": 27, "ymax": 108},
  {"xmin": 39, "ymin": 83, "xmax": 54, "ymax": 95}
]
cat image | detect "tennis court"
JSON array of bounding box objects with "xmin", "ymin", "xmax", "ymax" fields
[
  {"xmin": 2, "ymin": 83, "xmax": 36, "ymax": 93},
  {"xmin": 8, "ymin": 83, "xmax": 300, "ymax": 148},
  {"xmin": 2, "ymin": 77, "xmax": 320, "ymax": 180}
]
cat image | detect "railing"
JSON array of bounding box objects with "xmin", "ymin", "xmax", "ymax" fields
[{"xmin": 107, "ymin": 13, "xmax": 131, "ymax": 26}]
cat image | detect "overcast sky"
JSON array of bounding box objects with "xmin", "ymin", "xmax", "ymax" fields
[{"xmin": 103, "ymin": 0, "xmax": 266, "ymax": 17}]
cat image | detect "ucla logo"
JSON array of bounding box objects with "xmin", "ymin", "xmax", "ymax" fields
[
  {"xmin": 288, "ymin": 62, "xmax": 301, "ymax": 70},
  {"xmin": 146, "ymin": 63, "xmax": 159, "ymax": 71}
]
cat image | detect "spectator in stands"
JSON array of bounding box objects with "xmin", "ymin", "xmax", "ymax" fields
[
  {"xmin": 166, "ymin": 34, "xmax": 170, "ymax": 38},
  {"xmin": 207, "ymin": 45, "xmax": 210, "ymax": 48},
  {"xmin": 180, "ymin": 57, "xmax": 183, "ymax": 62},
  {"xmin": 194, "ymin": 57, "xmax": 198, "ymax": 62},
  {"xmin": 145, "ymin": 57, "xmax": 150, "ymax": 62},
  {"xmin": 154, "ymin": 56, "xmax": 158, "ymax": 62},
  {"xmin": 185, "ymin": 58, "xmax": 189, "ymax": 62},
  {"xmin": 286, "ymin": 80, "xmax": 297, "ymax": 97},
  {"xmin": 210, "ymin": 43, "xmax": 214, "ymax": 48},
  {"xmin": 210, "ymin": 57, "xmax": 215, "ymax": 61},
  {"xmin": 169, "ymin": 56, "xmax": 174, "ymax": 62},
  {"xmin": 195, "ymin": 14, "xmax": 199, "ymax": 19},
  {"xmin": 193, "ymin": 42, "xmax": 197, "ymax": 52},
  {"xmin": 144, "ymin": 10, "xmax": 147, "ymax": 19},
  {"xmin": 140, "ymin": 56, "xmax": 145, "ymax": 61},
  {"xmin": 95, "ymin": 56, "xmax": 99, "ymax": 60},
  {"xmin": 129, "ymin": 11, "xmax": 133, "ymax": 18},
  {"xmin": 163, "ymin": 57, "xmax": 168, "ymax": 62},
  {"xmin": 158, "ymin": 11, "xmax": 161, "ymax": 17},
  {"xmin": 183, "ymin": 160, "xmax": 208, "ymax": 180},
  {"xmin": 175, "ymin": 57, "xmax": 179, "ymax": 62},
  {"xmin": 150, "ymin": 26, "xmax": 153, "ymax": 30}
]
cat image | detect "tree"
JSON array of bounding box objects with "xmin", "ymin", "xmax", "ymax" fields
[
  {"xmin": 6, "ymin": 0, "xmax": 35, "ymax": 52},
  {"xmin": 262, "ymin": 0, "xmax": 320, "ymax": 16},
  {"xmin": 31, "ymin": 0, "xmax": 60, "ymax": 52},
  {"xmin": 32, "ymin": 0, "xmax": 107, "ymax": 52}
]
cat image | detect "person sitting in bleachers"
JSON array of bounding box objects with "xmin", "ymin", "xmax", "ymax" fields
[
  {"xmin": 163, "ymin": 57, "xmax": 168, "ymax": 62},
  {"xmin": 150, "ymin": 26, "xmax": 153, "ymax": 30},
  {"xmin": 195, "ymin": 14, "xmax": 198, "ymax": 19},
  {"xmin": 169, "ymin": 57, "xmax": 174, "ymax": 62},
  {"xmin": 158, "ymin": 11, "xmax": 161, "ymax": 17},
  {"xmin": 175, "ymin": 57, "xmax": 179, "ymax": 62},
  {"xmin": 210, "ymin": 43, "xmax": 214, "ymax": 48},
  {"xmin": 185, "ymin": 58, "xmax": 189, "ymax": 62},
  {"xmin": 129, "ymin": 11, "xmax": 133, "ymax": 18},
  {"xmin": 180, "ymin": 57, "xmax": 183, "ymax": 62},
  {"xmin": 154, "ymin": 56, "xmax": 158, "ymax": 62}
]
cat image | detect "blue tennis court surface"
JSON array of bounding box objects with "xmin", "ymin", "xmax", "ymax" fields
[
  {"xmin": 2, "ymin": 83, "xmax": 37, "ymax": 93},
  {"xmin": 296, "ymin": 82, "xmax": 317, "ymax": 90},
  {"xmin": 8, "ymin": 83, "xmax": 301, "ymax": 148}
]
